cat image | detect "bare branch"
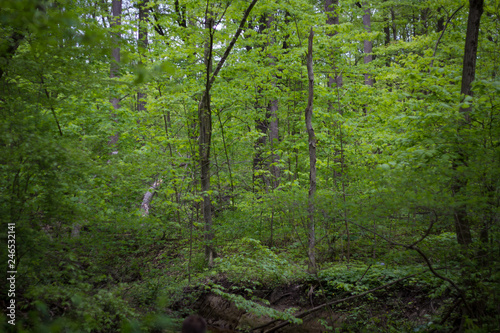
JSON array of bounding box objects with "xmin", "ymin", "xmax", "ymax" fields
[
  {"xmin": 208, "ymin": 0, "xmax": 259, "ymax": 90},
  {"xmin": 429, "ymin": 5, "xmax": 464, "ymax": 70},
  {"xmin": 260, "ymin": 271, "xmax": 424, "ymax": 333},
  {"xmin": 347, "ymin": 217, "xmax": 471, "ymax": 313}
]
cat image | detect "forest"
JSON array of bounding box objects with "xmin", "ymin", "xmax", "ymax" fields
[{"xmin": 0, "ymin": 0, "xmax": 499, "ymax": 332}]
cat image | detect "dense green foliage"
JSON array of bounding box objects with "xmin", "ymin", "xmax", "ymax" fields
[{"xmin": 1, "ymin": 0, "xmax": 499, "ymax": 332}]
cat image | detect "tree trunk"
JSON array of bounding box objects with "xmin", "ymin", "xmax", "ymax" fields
[
  {"xmin": 137, "ymin": 0, "xmax": 155, "ymax": 215},
  {"xmin": 266, "ymin": 15, "xmax": 280, "ymax": 190},
  {"xmin": 252, "ymin": 16, "xmax": 270, "ymax": 192},
  {"xmin": 140, "ymin": 179, "xmax": 162, "ymax": 216},
  {"xmin": 384, "ymin": 14, "xmax": 391, "ymax": 46},
  {"xmin": 362, "ymin": 2, "xmax": 373, "ymax": 86},
  {"xmin": 305, "ymin": 28, "xmax": 317, "ymax": 273},
  {"xmin": 253, "ymin": 95, "xmax": 271, "ymax": 192},
  {"xmin": 460, "ymin": 0, "xmax": 483, "ymax": 116},
  {"xmin": 436, "ymin": 7, "xmax": 445, "ymax": 33},
  {"xmin": 325, "ymin": 0, "xmax": 342, "ymax": 88},
  {"xmin": 200, "ymin": 11, "xmax": 215, "ymax": 265},
  {"xmin": 137, "ymin": 0, "xmax": 148, "ymax": 113},
  {"xmin": 252, "ymin": 13, "xmax": 280, "ymax": 191},
  {"xmin": 269, "ymin": 98, "xmax": 280, "ymax": 189},
  {"xmin": 197, "ymin": 0, "xmax": 259, "ymax": 265},
  {"xmin": 452, "ymin": 0, "xmax": 484, "ymax": 246},
  {"xmin": 109, "ymin": 0, "xmax": 122, "ymax": 148},
  {"xmin": 421, "ymin": 8, "xmax": 429, "ymax": 35},
  {"xmin": 391, "ymin": 8, "xmax": 397, "ymax": 41},
  {"xmin": 110, "ymin": 0, "xmax": 121, "ymax": 104},
  {"xmin": 325, "ymin": 0, "xmax": 343, "ymax": 182}
]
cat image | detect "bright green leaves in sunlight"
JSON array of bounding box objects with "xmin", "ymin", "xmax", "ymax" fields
[{"xmin": 1, "ymin": 0, "xmax": 499, "ymax": 331}]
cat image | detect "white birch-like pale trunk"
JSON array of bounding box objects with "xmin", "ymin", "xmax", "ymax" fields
[{"xmin": 140, "ymin": 179, "xmax": 162, "ymax": 216}]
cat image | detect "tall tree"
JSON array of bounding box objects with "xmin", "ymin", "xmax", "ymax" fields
[
  {"xmin": 391, "ymin": 8, "xmax": 397, "ymax": 41},
  {"xmin": 109, "ymin": 0, "xmax": 122, "ymax": 149},
  {"xmin": 360, "ymin": 2, "xmax": 373, "ymax": 86},
  {"xmin": 305, "ymin": 28, "xmax": 317, "ymax": 273},
  {"xmin": 137, "ymin": 0, "xmax": 157, "ymax": 216},
  {"xmin": 252, "ymin": 15, "xmax": 272, "ymax": 192},
  {"xmin": 253, "ymin": 99, "xmax": 271, "ymax": 191},
  {"xmin": 325, "ymin": 0, "xmax": 342, "ymax": 88},
  {"xmin": 268, "ymin": 94, "xmax": 280, "ymax": 190},
  {"xmin": 110, "ymin": 0, "xmax": 122, "ymax": 107},
  {"xmin": 198, "ymin": 0, "xmax": 259, "ymax": 265},
  {"xmin": 137, "ymin": 0, "xmax": 148, "ymax": 112},
  {"xmin": 452, "ymin": 0, "xmax": 484, "ymax": 246},
  {"xmin": 266, "ymin": 14, "xmax": 280, "ymax": 189},
  {"xmin": 251, "ymin": 13, "xmax": 280, "ymax": 192},
  {"xmin": 266, "ymin": 14, "xmax": 280, "ymax": 190},
  {"xmin": 199, "ymin": 3, "xmax": 215, "ymax": 265}
]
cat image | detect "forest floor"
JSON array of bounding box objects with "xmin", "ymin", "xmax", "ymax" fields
[{"xmin": 173, "ymin": 276, "xmax": 446, "ymax": 332}]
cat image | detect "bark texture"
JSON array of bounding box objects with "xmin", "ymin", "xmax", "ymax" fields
[
  {"xmin": 268, "ymin": 91, "xmax": 280, "ymax": 189},
  {"xmin": 264, "ymin": 15, "xmax": 280, "ymax": 190},
  {"xmin": 460, "ymin": 0, "xmax": 484, "ymax": 117},
  {"xmin": 452, "ymin": 0, "xmax": 484, "ymax": 246},
  {"xmin": 110, "ymin": 0, "xmax": 122, "ymax": 82},
  {"xmin": 109, "ymin": 0, "xmax": 122, "ymax": 148},
  {"xmin": 137, "ymin": 0, "xmax": 148, "ymax": 113},
  {"xmin": 252, "ymin": 13, "xmax": 280, "ymax": 191},
  {"xmin": 199, "ymin": 9, "xmax": 215, "ymax": 265},
  {"xmin": 253, "ymin": 93, "xmax": 271, "ymax": 191},
  {"xmin": 197, "ymin": 0, "xmax": 259, "ymax": 265},
  {"xmin": 325, "ymin": 0, "xmax": 342, "ymax": 88},
  {"xmin": 362, "ymin": 2, "xmax": 373, "ymax": 86},
  {"xmin": 305, "ymin": 28, "xmax": 316, "ymax": 273},
  {"xmin": 140, "ymin": 179, "xmax": 162, "ymax": 216}
]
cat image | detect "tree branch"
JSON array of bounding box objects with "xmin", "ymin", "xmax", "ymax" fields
[
  {"xmin": 41, "ymin": 75, "xmax": 63, "ymax": 136},
  {"xmin": 347, "ymin": 217, "xmax": 472, "ymax": 314},
  {"xmin": 260, "ymin": 271, "xmax": 424, "ymax": 333},
  {"xmin": 207, "ymin": 0, "xmax": 259, "ymax": 91},
  {"xmin": 429, "ymin": 5, "xmax": 464, "ymax": 70}
]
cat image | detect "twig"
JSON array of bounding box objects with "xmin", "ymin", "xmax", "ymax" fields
[
  {"xmin": 432, "ymin": 297, "xmax": 462, "ymax": 332},
  {"xmin": 207, "ymin": 0, "xmax": 259, "ymax": 91},
  {"xmin": 260, "ymin": 271, "xmax": 424, "ymax": 333},
  {"xmin": 346, "ymin": 218, "xmax": 472, "ymax": 315},
  {"xmin": 40, "ymin": 75, "xmax": 63, "ymax": 136},
  {"xmin": 429, "ymin": 5, "xmax": 464, "ymax": 71},
  {"xmin": 353, "ymin": 264, "xmax": 372, "ymax": 286}
]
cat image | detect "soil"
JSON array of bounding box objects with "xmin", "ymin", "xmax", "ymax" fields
[{"xmin": 174, "ymin": 279, "xmax": 443, "ymax": 332}]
